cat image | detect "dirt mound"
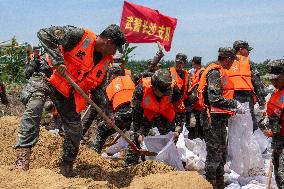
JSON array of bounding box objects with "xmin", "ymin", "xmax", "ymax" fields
[
  {"xmin": 0, "ymin": 88, "xmax": 24, "ymax": 117},
  {"xmin": 0, "ymin": 116, "xmax": 211, "ymax": 189},
  {"xmin": 127, "ymin": 171, "xmax": 212, "ymax": 189},
  {"xmin": 0, "ymin": 166, "xmax": 116, "ymax": 189}
]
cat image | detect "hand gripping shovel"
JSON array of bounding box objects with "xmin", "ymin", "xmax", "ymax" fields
[{"xmin": 61, "ymin": 71, "xmax": 157, "ymax": 157}]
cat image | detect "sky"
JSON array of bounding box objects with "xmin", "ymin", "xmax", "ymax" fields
[{"xmin": 0, "ymin": 0, "xmax": 283, "ymax": 63}]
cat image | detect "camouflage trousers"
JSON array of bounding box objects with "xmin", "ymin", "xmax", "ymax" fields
[
  {"xmin": 272, "ymin": 135, "xmax": 284, "ymax": 188},
  {"xmin": 201, "ymin": 111, "xmax": 229, "ymax": 180},
  {"xmin": 15, "ymin": 75, "xmax": 82, "ymax": 162},
  {"xmin": 234, "ymin": 91, "xmax": 258, "ymax": 131},
  {"xmin": 91, "ymin": 104, "xmax": 132, "ymax": 153},
  {"xmin": 186, "ymin": 109, "xmax": 203, "ymax": 139}
]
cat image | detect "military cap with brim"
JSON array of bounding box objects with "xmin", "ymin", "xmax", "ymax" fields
[
  {"xmin": 175, "ymin": 53, "xmax": 188, "ymax": 64},
  {"xmin": 218, "ymin": 47, "xmax": 239, "ymax": 60},
  {"xmin": 100, "ymin": 24, "xmax": 126, "ymax": 53},
  {"xmin": 266, "ymin": 59, "xmax": 284, "ymax": 79},
  {"xmin": 151, "ymin": 69, "xmax": 173, "ymax": 96},
  {"xmin": 233, "ymin": 40, "xmax": 253, "ymax": 51}
]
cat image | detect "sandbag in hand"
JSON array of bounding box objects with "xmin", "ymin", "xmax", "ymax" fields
[{"xmin": 236, "ymin": 101, "xmax": 246, "ymax": 114}]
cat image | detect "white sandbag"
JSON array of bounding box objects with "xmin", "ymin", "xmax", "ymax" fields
[
  {"xmin": 105, "ymin": 131, "xmax": 131, "ymax": 155},
  {"xmin": 227, "ymin": 102, "xmax": 264, "ymax": 177},
  {"xmin": 225, "ymin": 183, "xmax": 241, "ymax": 189},
  {"xmin": 156, "ymin": 139, "xmax": 185, "ymax": 171},
  {"xmin": 143, "ymin": 133, "xmax": 173, "ymax": 153},
  {"xmin": 253, "ymin": 128, "xmax": 270, "ymax": 154}
]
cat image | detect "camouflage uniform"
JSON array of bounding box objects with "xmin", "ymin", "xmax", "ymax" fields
[
  {"xmin": 172, "ymin": 53, "xmax": 190, "ymax": 132},
  {"xmin": 201, "ymin": 48, "xmax": 238, "ymax": 188},
  {"xmin": 15, "ymin": 25, "xmax": 125, "ymax": 171},
  {"xmin": 187, "ymin": 56, "xmax": 204, "ymax": 139},
  {"xmin": 125, "ymin": 69, "xmax": 182, "ymax": 166},
  {"xmin": 266, "ymin": 59, "xmax": 284, "ymax": 188},
  {"xmin": 91, "ymin": 66, "xmax": 132, "ymax": 153},
  {"xmin": 233, "ymin": 40, "xmax": 267, "ymax": 131},
  {"xmin": 81, "ymin": 78, "xmax": 110, "ymax": 137}
]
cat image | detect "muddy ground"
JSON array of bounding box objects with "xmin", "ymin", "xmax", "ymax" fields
[{"xmin": 0, "ymin": 90, "xmax": 211, "ymax": 189}]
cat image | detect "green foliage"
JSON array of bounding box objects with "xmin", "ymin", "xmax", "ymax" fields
[
  {"xmin": 255, "ymin": 59, "xmax": 270, "ymax": 76},
  {"xmin": 121, "ymin": 43, "xmax": 137, "ymax": 63},
  {"xmin": 0, "ymin": 37, "xmax": 27, "ymax": 84}
]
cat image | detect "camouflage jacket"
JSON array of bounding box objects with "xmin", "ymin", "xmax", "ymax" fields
[
  {"xmin": 131, "ymin": 83, "xmax": 182, "ymax": 135},
  {"xmin": 204, "ymin": 69, "xmax": 237, "ymax": 111}
]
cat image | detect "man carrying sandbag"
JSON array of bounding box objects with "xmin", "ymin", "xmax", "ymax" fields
[{"xmin": 198, "ymin": 47, "xmax": 246, "ymax": 188}]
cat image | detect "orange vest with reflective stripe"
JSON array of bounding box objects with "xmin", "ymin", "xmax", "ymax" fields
[
  {"xmin": 226, "ymin": 55, "xmax": 253, "ymax": 90},
  {"xmin": 267, "ymin": 88, "xmax": 284, "ymax": 136},
  {"xmin": 46, "ymin": 29, "xmax": 112, "ymax": 112},
  {"xmin": 124, "ymin": 69, "xmax": 132, "ymax": 76},
  {"xmin": 170, "ymin": 67, "xmax": 189, "ymax": 113},
  {"xmin": 141, "ymin": 78, "xmax": 175, "ymax": 122},
  {"xmin": 106, "ymin": 75, "xmax": 135, "ymax": 111},
  {"xmin": 189, "ymin": 67, "xmax": 205, "ymax": 112},
  {"xmin": 198, "ymin": 63, "xmax": 235, "ymax": 115}
]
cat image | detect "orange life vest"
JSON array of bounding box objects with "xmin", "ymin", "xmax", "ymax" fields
[
  {"xmin": 226, "ymin": 55, "xmax": 253, "ymax": 90},
  {"xmin": 197, "ymin": 63, "xmax": 235, "ymax": 115},
  {"xmin": 189, "ymin": 67, "xmax": 205, "ymax": 112},
  {"xmin": 267, "ymin": 88, "xmax": 284, "ymax": 136},
  {"xmin": 141, "ymin": 78, "xmax": 175, "ymax": 122},
  {"xmin": 46, "ymin": 29, "xmax": 112, "ymax": 113},
  {"xmin": 190, "ymin": 67, "xmax": 205, "ymax": 88},
  {"xmin": 124, "ymin": 69, "xmax": 132, "ymax": 76},
  {"xmin": 106, "ymin": 75, "xmax": 135, "ymax": 111},
  {"xmin": 170, "ymin": 67, "xmax": 189, "ymax": 113}
]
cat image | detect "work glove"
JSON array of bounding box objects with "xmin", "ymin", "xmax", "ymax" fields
[{"xmin": 235, "ymin": 101, "xmax": 246, "ymax": 114}]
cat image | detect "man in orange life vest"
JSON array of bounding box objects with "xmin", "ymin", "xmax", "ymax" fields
[
  {"xmin": 187, "ymin": 56, "xmax": 205, "ymax": 139},
  {"xmin": 91, "ymin": 65, "xmax": 135, "ymax": 153},
  {"xmin": 80, "ymin": 54, "xmax": 132, "ymax": 138},
  {"xmin": 170, "ymin": 53, "xmax": 189, "ymax": 133},
  {"xmin": 198, "ymin": 47, "xmax": 246, "ymax": 188},
  {"xmin": 227, "ymin": 40, "xmax": 266, "ymax": 131},
  {"xmin": 124, "ymin": 69, "xmax": 182, "ymax": 166},
  {"xmin": 13, "ymin": 24, "xmax": 126, "ymax": 177},
  {"xmin": 266, "ymin": 59, "xmax": 284, "ymax": 188}
]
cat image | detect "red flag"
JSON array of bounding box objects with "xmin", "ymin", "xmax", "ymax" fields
[{"xmin": 120, "ymin": 1, "xmax": 177, "ymax": 51}]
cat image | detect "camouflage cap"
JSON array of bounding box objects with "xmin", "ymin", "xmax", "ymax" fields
[
  {"xmin": 175, "ymin": 53, "xmax": 187, "ymax": 64},
  {"xmin": 109, "ymin": 65, "xmax": 123, "ymax": 76},
  {"xmin": 233, "ymin": 40, "xmax": 253, "ymax": 51},
  {"xmin": 218, "ymin": 47, "xmax": 238, "ymax": 60},
  {"xmin": 151, "ymin": 69, "xmax": 173, "ymax": 96},
  {"xmin": 266, "ymin": 59, "xmax": 284, "ymax": 79},
  {"xmin": 191, "ymin": 56, "xmax": 202, "ymax": 65},
  {"xmin": 100, "ymin": 24, "xmax": 126, "ymax": 53},
  {"xmin": 113, "ymin": 54, "xmax": 125, "ymax": 63}
]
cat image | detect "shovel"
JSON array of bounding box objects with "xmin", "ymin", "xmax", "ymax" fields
[{"xmin": 61, "ymin": 70, "xmax": 157, "ymax": 156}]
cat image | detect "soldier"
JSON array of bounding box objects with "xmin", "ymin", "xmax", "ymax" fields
[
  {"xmin": 227, "ymin": 40, "xmax": 266, "ymax": 131},
  {"xmin": 266, "ymin": 59, "xmax": 284, "ymax": 189},
  {"xmin": 198, "ymin": 47, "xmax": 245, "ymax": 188},
  {"xmin": 170, "ymin": 53, "xmax": 190, "ymax": 133},
  {"xmin": 187, "ymin": 56, "xmax": 205, "ymax": 139},
  {"xmin": 124, "ymin": 69, "xmax": 182, "ymax": 166},
  {"xmin": 81, "ymin": 56, "xmax": 130, "ymax": 139},
  {"xmin": 91, "ymin": 65, "xmax": 135, "ymax": 153},
  {"xmin": 13, "ymin": 24, "xmax": 125, "ymax": 177}
]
